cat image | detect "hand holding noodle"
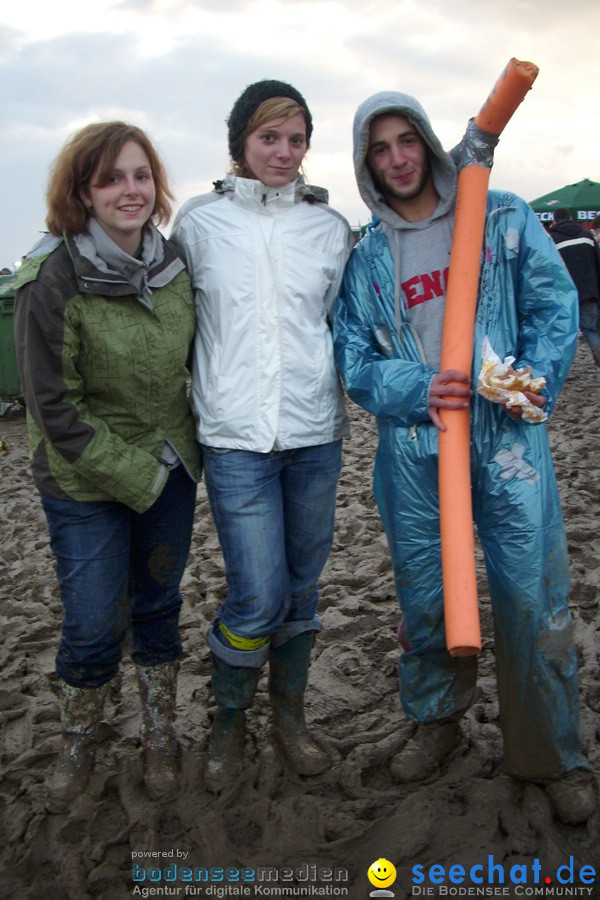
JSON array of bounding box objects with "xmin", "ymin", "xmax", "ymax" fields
[
  {"xmin": 477, "ymin": 336, "xmax": 547, "ymax": 422},
  {"xmin": 429, "ymin": 370, "xmax": 473, "ymax": 431}
]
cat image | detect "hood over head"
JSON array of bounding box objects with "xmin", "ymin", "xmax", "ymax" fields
[{"xmin": 353, "ymin": 91, "xmax": 458, "ymax": 229}]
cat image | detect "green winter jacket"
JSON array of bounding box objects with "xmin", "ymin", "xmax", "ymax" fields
[{"xmin": 14, "ymin": 228, "xmax": 201, "ymax": 513}]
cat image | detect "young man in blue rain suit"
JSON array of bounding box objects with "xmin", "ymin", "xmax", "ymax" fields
[{"xmin": 333, "ymin": 91, "xmax": 596, "ymax": 825}]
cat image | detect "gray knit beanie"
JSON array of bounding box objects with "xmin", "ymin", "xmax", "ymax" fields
[{"xmin": 227, "ymin": 79, "xmax": 313, "ymax": 165}]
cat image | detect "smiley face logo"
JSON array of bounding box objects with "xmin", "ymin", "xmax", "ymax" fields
[{"xmin": 367, "ymin": 858, "xmax": 397, "ymax": 889}]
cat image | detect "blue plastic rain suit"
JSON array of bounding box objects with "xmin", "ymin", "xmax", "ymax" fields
[{"xmin": 333, "ymin": 91, "xmax": 587, "ymax": 780}]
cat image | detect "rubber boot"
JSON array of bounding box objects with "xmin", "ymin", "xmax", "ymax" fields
[
  {"xmin": 137, "ymin": 660, "xmax": 179, "ymax": 801},
  {"xmin": 47, "ymin": 680, "xmax": 108, "ymax": 813},
  {"xmin": 545, "ymin": 770, "xmax": 596, "ymax": 825},
  {"xmin": 269, "ymin": 632, "xmax": 328, "ymax": 776},
  {"xmin": 205, "ymin": 653, "xmax": 261, "ymax": 793},
  {"xmin": 592, "ymin": 347, "xmax": 600, "ymax": 369},
  {"xmin": 390, "ymin": 719, "xmax": 462, "ymax": 783}
]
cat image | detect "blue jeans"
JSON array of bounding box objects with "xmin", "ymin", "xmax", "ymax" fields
[
  {"xmin": 41, "ymin": 466, "xmax": 197, "ymax": 688},
  {"xmin": 202, "ymin": 441, "xmax": 342, "ymax": 668}
]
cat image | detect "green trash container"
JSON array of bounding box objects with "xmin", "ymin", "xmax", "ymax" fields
[{"xmin": 0, "ymin": 276, "xmax": 21, "ymax": 399}]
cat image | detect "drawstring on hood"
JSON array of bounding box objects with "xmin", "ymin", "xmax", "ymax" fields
[{"xmin": 353, "ymin": 91, "xmax": 458, "ymax": 231}]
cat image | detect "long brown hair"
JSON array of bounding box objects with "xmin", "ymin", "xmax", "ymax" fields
[{"xmin": 46, "ymin": 122, "xmax": 174, "ymax": 235}]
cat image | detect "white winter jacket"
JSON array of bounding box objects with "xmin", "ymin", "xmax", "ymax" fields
[{"xmin": 171, "ymin": 175, "xmax": 352, "ymax": 451}]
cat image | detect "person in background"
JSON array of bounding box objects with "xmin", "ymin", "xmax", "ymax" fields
[
  {"xmin": 171, "ymin": 80, "xmax": 351, "ymax": 792},
  {"xmin": 591, "ymin": 213, "xmax": 600, "ymax": 245},
  {"xmin": 14, "ymin": 122, "xmax": 201, "ymax": 808},
  {"xmin": 550, "ymin": 207, "xmax": 600, "ymax": 368},
  {"xmin": 333, "ymin": 90, "xmax": 596, "ymax": 825}
]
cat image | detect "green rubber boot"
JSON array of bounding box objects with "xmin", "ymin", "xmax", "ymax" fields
[
  {"xmin": 205, "ymin": 654, "xmax": 261, "ymax": 793},
  {"xmin": 269, "ymin": 632, "xmax": 328, "ymax": 776}
]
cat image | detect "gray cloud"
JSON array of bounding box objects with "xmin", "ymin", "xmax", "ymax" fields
[{"xmin": 0, "ymin": 0, "xmax": 598, "ymax": 267}]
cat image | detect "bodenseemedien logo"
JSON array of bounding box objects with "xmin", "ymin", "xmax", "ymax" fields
[{"xmin": 130, "ymin": 858, "xmax": 350, "ymax": 896}]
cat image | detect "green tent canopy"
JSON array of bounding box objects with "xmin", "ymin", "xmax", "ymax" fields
[{"xmin": 529, "ymin": 178, "xmax": 600, "ymax": 227}]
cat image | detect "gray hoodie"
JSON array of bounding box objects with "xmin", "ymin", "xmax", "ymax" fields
[
  {"xmin": 352, "ymin": 91, "xmax": 460, "ymax": 368},
  {"xmin": 353, "ymin": 91, "xmax": 458, "ymax": 231}
]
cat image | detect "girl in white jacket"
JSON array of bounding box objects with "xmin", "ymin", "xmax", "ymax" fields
[{"xmin": 171, "ymin": 80, "xmax": 352, "ymax": 791}]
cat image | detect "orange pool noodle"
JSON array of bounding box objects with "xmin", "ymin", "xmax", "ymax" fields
[{"xmin": 439, "ymin": 59, "xmax": 539, "ymax": 657}]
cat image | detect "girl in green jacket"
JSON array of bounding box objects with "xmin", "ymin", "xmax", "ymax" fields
[{"xmin": 14, "ymin": 122, "xmax": 201, "ymax": 808}]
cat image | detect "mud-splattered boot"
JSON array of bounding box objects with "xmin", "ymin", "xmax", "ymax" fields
[
  {"xmin": 545, "ymin": 770, "xmax": 596, "ymax": 825},
  {"xmin": 269, "ymin": 632, "xmax": 328, "ymax": 776},
  {"xmin": 137, "ymin": 660, "xmax": 179, "ymax": 801},
  {"xmin": 47, "ymin": 680, "xmax": 108, "ymax": 813},
  {"xmin": 205, "ymin": 654, "xmax": 261, "ymax": 794},
  {"xmin": 390, "ymin": 719, "xmax": 462, "ymax": 782}
]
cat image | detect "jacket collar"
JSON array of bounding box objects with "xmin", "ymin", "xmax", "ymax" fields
[
  {"xmin": 214, "ymin": 174, "xmax": 329, "ymax": 210},
  {"xmin": 68, "ymin": 222, "xmax": 184, "ymax": 304}
]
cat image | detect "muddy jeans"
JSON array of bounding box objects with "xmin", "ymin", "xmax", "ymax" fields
[{"xmin": 41, "ymin": 466, "xmax": 196, "ymax": 687}]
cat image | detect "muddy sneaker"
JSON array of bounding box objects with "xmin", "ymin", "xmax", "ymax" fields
[
  {"xmin": 545, "ymin": 770, "xmax": 596, "ymax": 825},
  {"xmin": 390, "ymin": 720, "xmax": 461, "ymax": 783}
]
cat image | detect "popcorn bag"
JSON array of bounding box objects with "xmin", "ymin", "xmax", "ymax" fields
[{"xmin": 477, "ymin": 336, "xmax": 547, "ymax": 423}]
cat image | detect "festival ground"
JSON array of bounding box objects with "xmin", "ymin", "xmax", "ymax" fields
[{"xmin": 0, "ymin": 342, "xmax": 598, "ymax": 899}]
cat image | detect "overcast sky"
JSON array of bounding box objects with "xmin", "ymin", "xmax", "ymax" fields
[{"xmin": 1, "ymin": 0, "xmax": 598, "ymax": 268}]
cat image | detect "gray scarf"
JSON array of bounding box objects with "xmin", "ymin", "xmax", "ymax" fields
[{"xmin": 75, "ymin": 218, "xmax": 165, "ymax": 305}]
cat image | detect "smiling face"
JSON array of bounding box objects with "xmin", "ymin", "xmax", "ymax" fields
[
  {"xmin": 82, "ymin": 140, "xmax": 156, "ymax": 255},
  {"xmin": 367, "ymin": 858, "xmax": 397, "ymax": 889},
  {"xmin": 367, "ymin": 113, "xmax": 438, "ymax": 221},
  {"xmin": 243, "ymin": 112, "xmax": 307, "ymax": 188}
]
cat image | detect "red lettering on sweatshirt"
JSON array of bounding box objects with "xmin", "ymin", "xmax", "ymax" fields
[{"xmin": 401, "ymin": 267, "xmax": 449, "ymax": 307}]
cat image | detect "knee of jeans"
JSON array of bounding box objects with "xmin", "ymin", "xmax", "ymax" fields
[
  {"xmin": 129, "ymin": 589, "xmax": 183, "ymax": 620},
  {"xmin": 60, "ymin": 608, "xmax": 126, "ymax": 662},
  {"xmin": 62, "ymin": 597, "xmax": 128, "ymax": 643}
]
